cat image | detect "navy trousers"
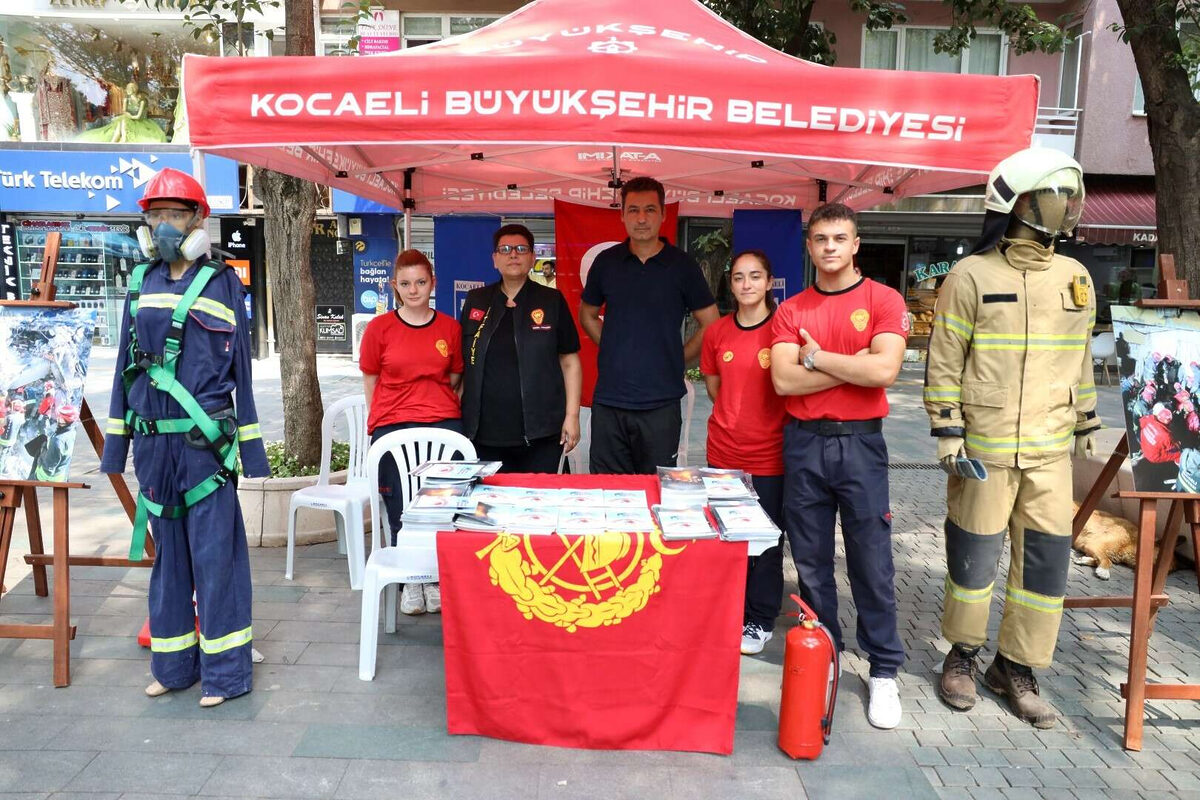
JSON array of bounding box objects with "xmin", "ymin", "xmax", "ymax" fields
[
  {"xmin": 744, "ymin": 473, "xmax": 785, "ymax": 631},
  {"xmin": 782, "ymin": 422, "xmax": 905, "ymax": 678},
  {"xmin": 372, "ymin": 419, "xmax": 464, "ymax": 540},
  {"xmin": 138, "ymin": 433, "xmax": 253, "ymax": 699}
]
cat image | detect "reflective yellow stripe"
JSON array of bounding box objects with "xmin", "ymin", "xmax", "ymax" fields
[
  {"xmin": 934, "ymin": 313, "xmax": 973, "ymax": 340},
  {"xmin": 1077, "ymin": 383, "xmax": 1097, "ymax": 400},
  {"xmin": 151, "ymin": 630, "xmax": 199, "ymax": 653},
  {"xmin": 139, "ymin": 294, "xmax": 237, "ymax": 327},
  {"xmin": 945, "ymin": 576, "xmax": 994, "ymax": 604},
  {"xmin": 1005, "ymin": 586, "xmax": 1063, "ymax": 613},
  {"xmin": 237, "ymin": 424, "xmax": 262, "ymax": 442},
  {"xmin": 966, "ymin": 429, "xmax": 1074, "ymax": 453},
  {"xmin": 924, "ymin": 385, "xmax": 961, "ymax": 402},
  {"xmin": 106, "ymin": 417, "xmax": 129, "ymax": 435},
  {"xmin": 199, "ymin": 625, "xmax": 252, "ymax": 654}
]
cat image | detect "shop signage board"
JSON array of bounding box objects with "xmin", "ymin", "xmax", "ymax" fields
[
  {"xmin": 0, "ymin": 150, "xmax": 238, "ymax": 215},
  {"xmin": 358, "ymin": 9, "xmax": 401, "ymax": 54},
  {"xmin": 911, "ymin": 259, "xmax": 957, "ymax": 283},
  {"xmin": 0, "ymin": 224, "xmax": 17, "ymax": 301},
  {"xmin": 316, "ymin": 305, "xmax": 347, "ymax": 342}
]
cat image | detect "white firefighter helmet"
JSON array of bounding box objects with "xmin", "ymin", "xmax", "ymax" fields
[{"xmin": 984, "ymin": 147, "xmax": 1085, "ymax": 235}]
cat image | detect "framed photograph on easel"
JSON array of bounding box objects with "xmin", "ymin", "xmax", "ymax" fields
[
  {"xmin": 1111, "ymin": 304, "xmax": 1200, "ymax": 493},
  {"xmin": 0, "ymin": 304, "xmax": 97, "ymax": 482}
]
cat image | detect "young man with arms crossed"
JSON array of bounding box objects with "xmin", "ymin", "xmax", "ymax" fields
[
  {"xmin": 770, "ymin": 202, "xmax": 909, "ymax": 729},
  {"xmin": 579, "ymin": 177, "xmax": 719, "ymax": 474}
]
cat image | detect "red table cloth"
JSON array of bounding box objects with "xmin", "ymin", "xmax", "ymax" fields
[{"xmin": 437, "ymin": 473, "xmax": 745, "ymax": 753}]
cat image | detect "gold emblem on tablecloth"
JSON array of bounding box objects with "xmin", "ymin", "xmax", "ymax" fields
[{"xmin": 476, "ymin": 531, "xmax": 685, "ymax": 632}]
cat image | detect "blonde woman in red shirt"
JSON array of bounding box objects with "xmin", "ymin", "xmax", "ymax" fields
[
  {"xmin": 359, "ymin": 249, "xmax": 464, "ymax": 615},
  {"xmin": 700, "ymin": 250, "xmax": 789, "ymax": 655}
]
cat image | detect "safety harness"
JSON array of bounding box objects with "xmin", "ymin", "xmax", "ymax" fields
[{"xmin": 121, "ymin": 260, "xmax": 238, "ymax": 561}]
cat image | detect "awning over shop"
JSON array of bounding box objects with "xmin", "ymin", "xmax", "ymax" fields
[{"xmin": 1075, "ymin": 178, "xmax": 1157, "ymax": 247}]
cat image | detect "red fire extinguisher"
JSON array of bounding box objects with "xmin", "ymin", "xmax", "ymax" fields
[{"xmin": 778, "ymin": 593, "xmax": 839, "ymax": 760}]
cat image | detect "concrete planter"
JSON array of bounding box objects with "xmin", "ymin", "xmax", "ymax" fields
[{"xmin": 238, "ymin": 470, "xmax": 348, "ymax": 548}]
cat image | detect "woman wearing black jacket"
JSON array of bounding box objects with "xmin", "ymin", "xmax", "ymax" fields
[{"xmin": 459, "ymin": 224, "xmax": 582, "ymax": 472}]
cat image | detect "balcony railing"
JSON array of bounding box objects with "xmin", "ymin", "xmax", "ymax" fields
[{"xmin": 1032, "ymin": 106, "xmax": 1080, "ymax": 156}]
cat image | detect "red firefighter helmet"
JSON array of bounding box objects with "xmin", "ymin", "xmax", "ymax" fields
[
  {"xmin": 43, "ymin": 380, "xmax": 55, "ymax": 393},
  {"xmin": 56, "ymin": 403, "xmax": 78, "ymax": 426},
  {"xmin": 137, "ymin": 167, "xmax": 210, "ymax": 217}
]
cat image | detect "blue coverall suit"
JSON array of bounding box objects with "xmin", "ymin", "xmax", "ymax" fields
[{"xmin": 101, "ymin": 258, "xmax": 269, "ymax": 699}]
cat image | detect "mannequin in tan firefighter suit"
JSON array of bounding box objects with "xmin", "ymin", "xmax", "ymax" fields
[{"xmin": 924, "ymin": 147, "xmax": 1099, "ymax": 729}]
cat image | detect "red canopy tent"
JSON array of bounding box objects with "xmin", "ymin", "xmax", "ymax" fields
[{"xmin": 182, "ymin": 0, "xmax": 1039, "ymax": 217}]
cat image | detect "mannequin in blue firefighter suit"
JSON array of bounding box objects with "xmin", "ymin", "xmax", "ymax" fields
[{"xmin": 100, "ymin": 168, "xmax": 270, "ymax": 707}]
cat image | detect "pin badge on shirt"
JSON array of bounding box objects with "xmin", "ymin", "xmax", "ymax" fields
[
  {"xmin": 435, "ymin": 339, "xmax": 449, "ymax": 357},
  {"xmin": 722, "ymin": 351, "xmax": 734, "ymax": 362}
]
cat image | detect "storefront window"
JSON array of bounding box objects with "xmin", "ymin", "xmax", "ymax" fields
[
  {"xmin": 0, "ymin": 15, "xmax": 218, "ymax": 144},
  {"xmin": 8, "ymin": 217, "xmax": 144, "ymax": 345}
]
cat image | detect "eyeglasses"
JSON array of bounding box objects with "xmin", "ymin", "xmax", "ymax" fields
[
  {"xmin": 144, "ymin": 208, "xmax": 195, "ymax": 225},
  {"xmin": 494, "ymin": 244, "xmax": 532, "ymax": 255}
]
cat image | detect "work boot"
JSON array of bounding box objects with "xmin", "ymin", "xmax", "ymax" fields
[
  {"xmin": 939, "ymin": 644, "xmax": 980, "ymax": 711},
  {"xmin": 983, "ymin": 653, "xmax": 1057, "ymax": 729}
]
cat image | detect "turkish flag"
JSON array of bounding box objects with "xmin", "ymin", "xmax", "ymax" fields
[
  {"xmin": 553, "ymin": 199, "xmax": 680, "ymax": 407},
  {"xmin": 438, "ymin": 473, "xmax": 745, "ymax": 754}
]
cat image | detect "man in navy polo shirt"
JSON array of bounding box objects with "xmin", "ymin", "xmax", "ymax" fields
[{"xmin": 579, "ymin": 177, "xmax": 718, "ymax": 474}]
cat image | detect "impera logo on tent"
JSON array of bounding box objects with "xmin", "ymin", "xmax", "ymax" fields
[
  {"xmin": 588, "ymin": 37, "xmax": 636, "ymax": 55},
  {"xmin": 577, "ymin": 151, "xmax": 662, "ymax": 163}
]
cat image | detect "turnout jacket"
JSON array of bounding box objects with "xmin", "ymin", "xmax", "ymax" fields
[
  {"xmin": 100, "ymin": 258, "xmax": 270, "ymax": 478},
  {"xmin": 924, "ymin": 240, "xmax": 1101, "ymax": 468},
  {"xmin": 459, "ymin": 279, "xmax": 572, "ymax": 442}
]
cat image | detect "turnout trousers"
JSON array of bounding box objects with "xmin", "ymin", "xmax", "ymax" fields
[
  {"xmin": 136, "ymin": 431, "xmax": 253, "ymax": 699},
  {"xmin": 941, "ymin": 456, "xmax": 1072, "ymax": 669}
]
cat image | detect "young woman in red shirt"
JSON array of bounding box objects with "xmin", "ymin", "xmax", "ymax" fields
[
  {"xmin": 700, "ymin": 250, "xmax": 789, "ymax": 655},
  {"xmin": 359, "ymin": 249, "xmax": 464, "ymax": 615}
]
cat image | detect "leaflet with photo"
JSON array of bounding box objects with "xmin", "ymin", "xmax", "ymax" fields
[
  {"xmin": 505, "ymin": 506, "xmax": 559, "ymax": 534},
  {"xmin": 470, "ymin": 484, "xmax": 541, "ymax": 505},
  {"xmin": 602, "ymin": 489, "xmax": 649, "ymax": 508},
  {"xmin": 411, "ymin": 460, "xmax": 503, "ymax": 482},
  {"xmin": 557, "ymin": 488, "xmax": 606, "ymax": 506},
  {"xmin": 605, "ymin": 507, "xmax": 656, "ymax": 532},
  {"xmin": 700, "ymin": 468, "xmax": 756, "ymax": 500},
  {"xmin": 652, "ymin": 505, "xmax": 717, "ymax": 539},
  {"xmin": 556, "ymin": 508, "xmax": 608, "ymax": 534},
  {"xmin": 409, "ymin": 484, "xmax": 474, "ymax": 509},
  {"xmin": 454, "ymin": 502, "xmax": 506, "ymax": 532}
]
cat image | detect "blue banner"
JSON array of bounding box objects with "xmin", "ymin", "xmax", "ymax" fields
[
  {"xmin": 0, "ymin": 150, "xmax": 239, "ymax": 216},
  {"xmin": 332, "ymin": 188, "xmax": 399, "ymax": 214},
  {"xmin": 351, "ymin": 214, "xmax": 398, "ymax": 314},
  {"xmin": 432, "ymin": 216, "xmax": 500, "ymax": 317},
  {"xmin": 732, "ymin": 209, "xmax": 805, "ymax": 305}
]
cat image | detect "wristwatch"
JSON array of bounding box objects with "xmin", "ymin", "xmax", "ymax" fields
[{"xmin": 803, "ymin": 350, "xmax": 818, "ymax": 371}]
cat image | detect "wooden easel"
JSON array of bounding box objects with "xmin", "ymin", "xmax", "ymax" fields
[
  {"xmin": 0, "ymin": 232, "xmax": 152, "ymax": 687},
  {"xmin": 1068, "ymin": 254, "xmax": 1200, "ymax": 750}
]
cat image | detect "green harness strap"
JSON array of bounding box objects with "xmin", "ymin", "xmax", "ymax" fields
[{"xmin": 120, "ymin": 261, "xmax": 239, "ymax": 561}]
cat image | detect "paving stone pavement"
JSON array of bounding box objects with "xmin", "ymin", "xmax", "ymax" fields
[{"xmin": 1, "ymin": 356, "xmax": 1198, "ymax": 799}]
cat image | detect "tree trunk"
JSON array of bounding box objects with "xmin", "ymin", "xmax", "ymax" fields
[
  {"xmin": 1115, "ymin": 0, "xmax": 1200, "ymax": 294},
  {"xmin": 255, "ymin": 0, "xmax": 322, "ymax": 467},
  {"xmin": 257, "ymin": 168, "xmax": 322, "ymax": 467}
]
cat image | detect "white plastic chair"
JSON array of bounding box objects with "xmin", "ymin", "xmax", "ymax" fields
[
  {"xmin": 676, "ymin": 381, "xmax": 697, "ymax": 467},
  {"xmin": 285, "ymin": 395, "xmax": 370, "ymax": 590},
  {"xmin": 566, "ymin": 407, "xmax": 591, "ymax": 475},
  {"xmin": 359, "ymin": 427, "xmax": 476, "ymax": 681},
  {"xmin": 1092, "ymin": 331, "xmax": 1117, "ymax": 385}
]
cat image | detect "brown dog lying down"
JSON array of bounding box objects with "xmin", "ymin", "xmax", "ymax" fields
[{"xmin": 1072, "ymin": 503, "xmax": 1170, "ymax": 580}]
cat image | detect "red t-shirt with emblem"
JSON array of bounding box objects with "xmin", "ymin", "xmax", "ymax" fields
[
  {"xmin": 359, "ymin": 310, "xmax": 464, "ymax": 432},
  {"xmin": 701, "ymin": 312, "xmax": 789, "ymax": 475},
  {"xmin": 770, "ymin": 277, "xmax": 909, "ymax": 421}
]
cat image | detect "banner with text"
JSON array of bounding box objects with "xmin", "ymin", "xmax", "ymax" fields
[{"xmin": 432, "ymin": 216, "xmax": 500, "ymax": 318}]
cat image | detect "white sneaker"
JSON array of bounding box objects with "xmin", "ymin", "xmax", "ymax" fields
[
  {"xmin": 740, "ymin": 622, "xmax": 773, "ymax": 655},
  {"xmin": 867, "ymin": 676, "xmax": 902, "ymax": 729},
  {"xmin": 400, "ymin": 582, "xmax": 426, "ymax": 615},
  {"xmin": 423, "ymin": 582, "xmax": 442, "ymax": 614}
]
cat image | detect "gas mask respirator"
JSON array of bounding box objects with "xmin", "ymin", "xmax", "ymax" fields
[{"xmin": 137, "ymin": 219, "xmax": 210, "ymax": 263}]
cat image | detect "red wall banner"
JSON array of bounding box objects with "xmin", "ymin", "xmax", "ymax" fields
[{"xmin": 553, "ymin": 199, "xmax": 680, "ymax": 407}]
